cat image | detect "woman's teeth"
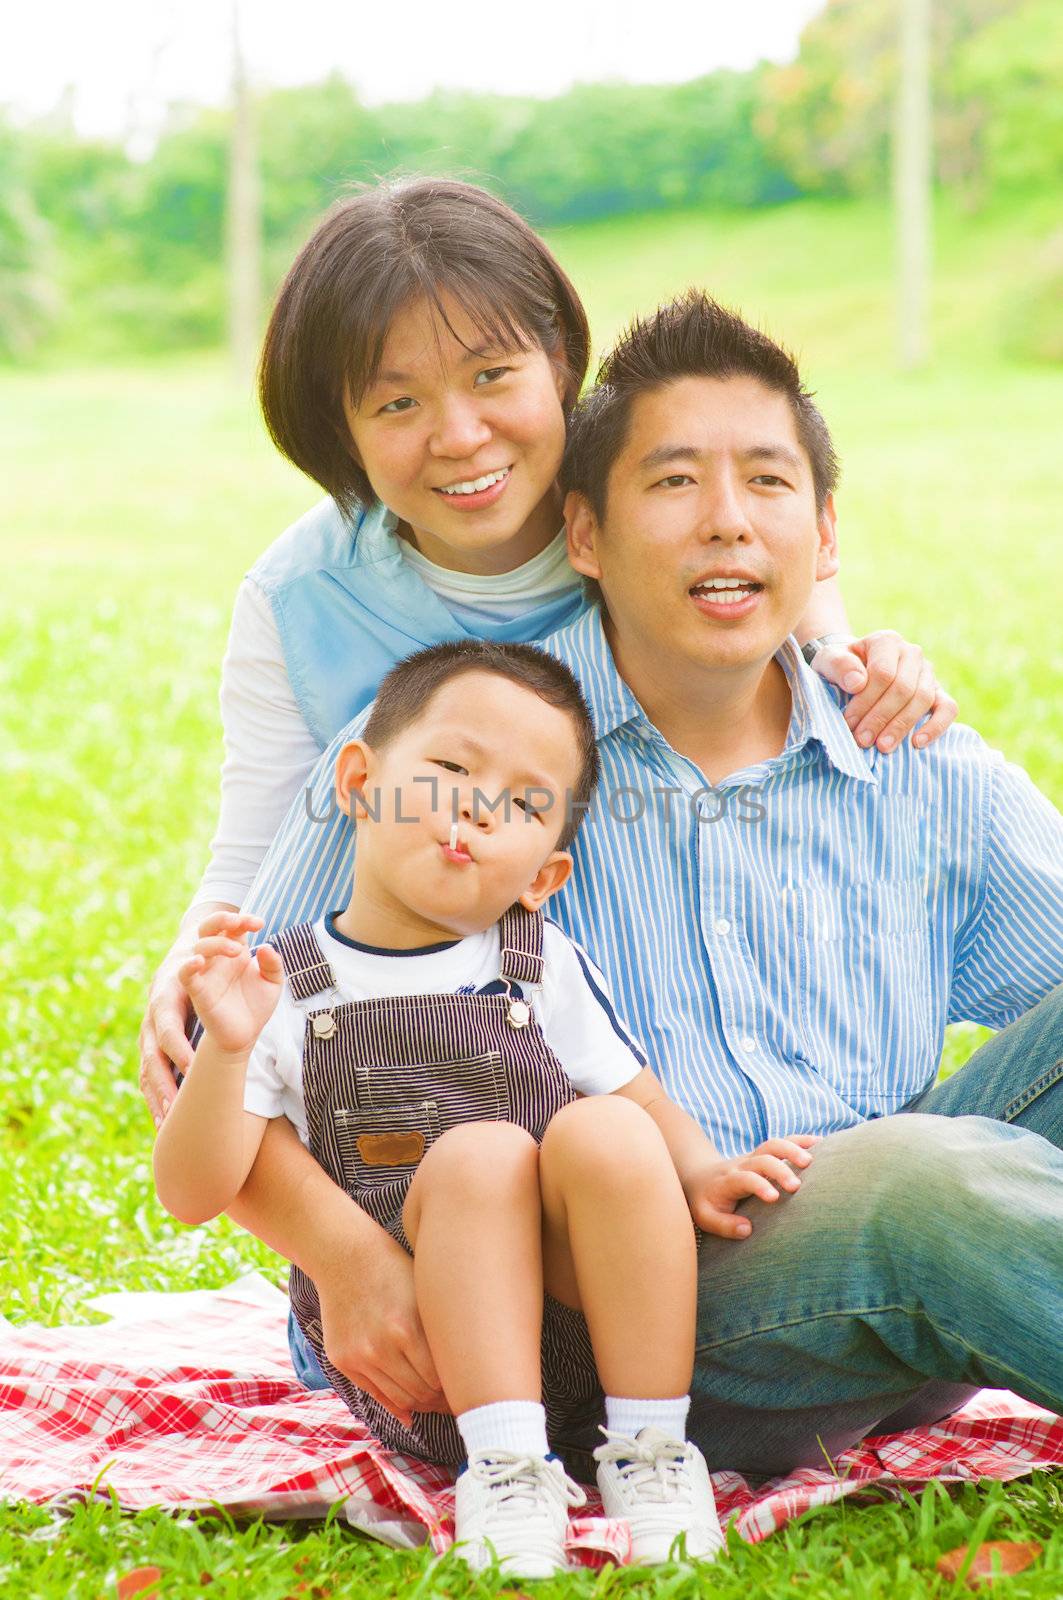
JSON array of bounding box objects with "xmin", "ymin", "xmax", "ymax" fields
[{"xmin": 438, "ymin": 467, "xmax": 510, "ymax": 496}]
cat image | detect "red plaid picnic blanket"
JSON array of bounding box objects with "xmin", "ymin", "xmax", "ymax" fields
[{"xmin": 1, "ymin": 1275, "xmax": 1060, "ymax": 1565}]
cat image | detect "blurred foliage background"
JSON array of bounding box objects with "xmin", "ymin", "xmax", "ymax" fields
[{"xmin": 1, "ymin": 0, "xmax": 1061, "ymax": 364}]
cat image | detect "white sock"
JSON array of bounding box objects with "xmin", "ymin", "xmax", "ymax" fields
[
  {"xmin": 457, "ymin": 1399, "xmax": 550, "ymax": 1460},
  {"xmin": 605, "ymin": 1394, "xmax": 690, "ymax": 1441}
]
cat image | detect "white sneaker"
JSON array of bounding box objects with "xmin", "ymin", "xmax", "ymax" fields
[
  {"xmin": 594, "ymin": 1425, "xmax": 724, "ymax": 1566},
  {"xmin": 452, "ymin": 1450, "xmax": 587, "ymax": 1579}
]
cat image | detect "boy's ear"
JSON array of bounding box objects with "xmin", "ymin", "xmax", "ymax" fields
[
  {"xmin": 565, "ymin": 491, "xmax": 603, "ymax": 581},
  {"xmin": 815, "ymin": 493, "xmax": 840, "ymax": 582},
  {"xmin": 518, "ymin": 850, "xmax": 573, "ymax": 913},
  {"xmin": 335, "ymin": 740, "xmax": 375, "ymax": 820}
]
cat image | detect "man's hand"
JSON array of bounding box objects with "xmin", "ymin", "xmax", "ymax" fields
[
  {"xmin": 316, "ymin": 1230, "xmax": 449, "ymax": 1428},
  {"xmin": 810, "ymin": 631, "xmax": 958, "ymax": 753},
  {"xmin": 683, "ymin": 1135, "xmax": 819, "ymax": 1239}
]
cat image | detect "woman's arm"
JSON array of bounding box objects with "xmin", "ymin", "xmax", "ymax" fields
[
  {"xmin": 140, "ymin": 580, "xmax": 321, "ymax": 1126},
  {"xmin": 229, "ymin": 1117, "xmax": 449, "ymax": 1425},
  {"xmin": 793, "ymin": 571, "xmax": 852, "ymax": 648},
  {"xmin": 796, "ymin": 574, "xmax": 958, "ymax": 753}
]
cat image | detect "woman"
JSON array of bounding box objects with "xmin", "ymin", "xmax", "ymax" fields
[{"xmin": 139, "ymin": 177, "xmax": 955, "ymax": 1423}]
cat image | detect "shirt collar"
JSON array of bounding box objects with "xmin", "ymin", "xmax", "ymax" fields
[
  {"xmin": 547, "ymin": 605, "xmax": 646, "ymax": 741},
  {"xmin": 775, "ymin": 638, "xmax": 879, "ymax": 784},
  {"xmin": 549, "ymin": 607, "xmax": 877, "ymax": 784}
]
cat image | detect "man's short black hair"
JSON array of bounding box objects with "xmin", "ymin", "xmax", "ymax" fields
[
  {"xmin": 562, "ymin": 290, "xmax": 839, "ymax": 522},
  {"xmin": 362, "ymin": 641, "xmax": 599, "ymax": 850}
]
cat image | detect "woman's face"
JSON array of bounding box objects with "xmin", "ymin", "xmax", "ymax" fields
[{"xmin": 344, "ymin": 293, "xmax": 569, "ymax": 576}]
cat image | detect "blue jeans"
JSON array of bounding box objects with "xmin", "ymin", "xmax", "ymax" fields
[{"xmin": 288, "ymin": 986, "xmax": 1063, "ymax": 1473}]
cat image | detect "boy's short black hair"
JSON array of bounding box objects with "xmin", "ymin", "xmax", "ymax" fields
[
  {"xmin": 362, "ymin": 641, "xmax": 599, "ymax": 850},
  {"xmin": 562, "ymin": 290, "xmax": 839, "ymax": 522},
  {"xmin": 259, "ymin": 178, "xmax": 591, "ymax": 517}
]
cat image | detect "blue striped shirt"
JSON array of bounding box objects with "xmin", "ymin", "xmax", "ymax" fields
[{"xmin": 243, "ymin": 606, "xmax": 1063, "ymax": 1155}]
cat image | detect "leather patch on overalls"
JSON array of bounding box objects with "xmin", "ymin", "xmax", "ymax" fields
[{"xmin": 356, "ymin": 1130, "xmax": 426, "ymax": 1167}]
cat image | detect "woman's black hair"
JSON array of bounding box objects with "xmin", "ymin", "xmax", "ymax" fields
[{"xmin": 260, "ymin": 178, "xmax": 591, "ymax": 516}]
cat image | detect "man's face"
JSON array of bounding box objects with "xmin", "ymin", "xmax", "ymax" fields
[{"xmin": 568, "ymin": 375, "xmax": 838, "ymax": 675}]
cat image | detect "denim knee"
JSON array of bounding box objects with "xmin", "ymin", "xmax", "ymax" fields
[{"xmin": 838, "ymin": 1112, "xmax": 1054, "ymax": 1282}]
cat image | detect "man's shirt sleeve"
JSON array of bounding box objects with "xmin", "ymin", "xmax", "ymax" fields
[{"xmin": 949, "ymin": 752, "xmax": 1063, "ymax": 1028}]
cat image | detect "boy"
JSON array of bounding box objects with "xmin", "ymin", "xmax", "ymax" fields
[{"xmin": 153, "ymin": 639, "xmax": 815, "ymax": 1576}]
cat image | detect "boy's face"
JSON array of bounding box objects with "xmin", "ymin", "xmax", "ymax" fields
[
  {"xmin": 567, "ymin": 374, "xmax": 838, "ymax": 677},
  {"xmin": 336, "ymin": 671, "xmax": 580, "ymax": 941}
]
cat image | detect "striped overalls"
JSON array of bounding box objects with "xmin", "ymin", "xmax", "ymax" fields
[{"xmin": 271, "ymin": 903, "xmax": 603, "ymax": 1466}]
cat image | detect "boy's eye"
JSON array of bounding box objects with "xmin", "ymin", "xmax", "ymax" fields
[
  {"xmin": 432, "ymin": 759, "xmax": 468, "ymax": 775},
  {"xmin": 380, "ymin": 396, "xmax": 417, "ymax": 414},
  {"xmin": 654, "ymin": 474, "xmax": 694, "ymax": 489},
  {"xmin": 752, "ymin": 474, "xmax": 787, "ymax": 487},
  {"xmin": 513, "ymin": 797, "xmax": 545, "ymax": 820}
]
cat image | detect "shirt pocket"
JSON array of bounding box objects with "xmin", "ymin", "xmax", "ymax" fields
[
  {"xmin": 781, "ymin": 878, "xmax": 935, "ymax": 1114},
  {"xmin": 334, "ymin": 1051, "xmax": 510, "ymax": 1189}
]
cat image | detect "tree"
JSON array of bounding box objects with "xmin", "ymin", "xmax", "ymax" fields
[
  {"xmin": 227, "ymin": 0, "xmax": 261, "ymax": 382},
  {"xmin": 0, "ymin": 122, "xmax": 57, "ymax": 360}
]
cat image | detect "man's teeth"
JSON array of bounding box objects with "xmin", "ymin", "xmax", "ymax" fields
[
  {"xmin": 691, "ymin": 579, "xmax": 760, "ymax": 605},
  {"xmin": 438, "ymin": 467, "xmax": 510, "ymax": 496}
]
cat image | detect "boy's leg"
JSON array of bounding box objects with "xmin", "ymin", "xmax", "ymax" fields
[
  {"xmin": 403, "ymin": 1121, "xmax": 544, "ymax": 1410},
  {"xmin": 540, "ymin": 1097, "xmax": 724, "ymax": 1564},
  {"xmin": 904, "ymin": 983, "xmax": 1063, "ymax": 1142},
  {"xmin": 686, "ymin": 1112, "xmax": 1063, "ymax": 1475},
  {"xmin": 538, "ymin": 1095, "xmax": 696, "ymax": 1397},
  {"xmin": 406, "ymin": 1124, "xmax": 588, "ymax": 1581}
]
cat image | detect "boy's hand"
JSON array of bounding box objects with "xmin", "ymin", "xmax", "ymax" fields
[
  {"xmin": 178, "ymin": 916, "xmax": 284, "ymax": 1057},
  {"xmin": 683, "ymin": 1135, "xmax": 819, "ymax": 1239}
]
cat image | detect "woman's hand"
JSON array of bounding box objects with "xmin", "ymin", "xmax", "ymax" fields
[
  {"xmin": 683, "ymin": 1135, "xmax": 819, "ymax": 1239},
  {"xmin": 809, "ymin": 631, "xmax": 958, "ymax": 753},
  {"xmin": 178, "ymin": 914, "xmax": 282, "ymax": 1057},
  {"xmin": 316, "ymin": 1230, "xmax": 449, "ymax": 1428},
  {"xmin": 140, "ymin": 952, "xmax": 195, "ymax": 1129}
]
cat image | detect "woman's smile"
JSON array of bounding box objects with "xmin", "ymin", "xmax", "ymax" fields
[{"xmin": 432, "ymin": 464, "xmax": 514, "ymax": 511}]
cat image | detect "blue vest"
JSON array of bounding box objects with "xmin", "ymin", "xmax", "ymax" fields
[{"xmin": 249, "ymin": 498, "xmax": 589, "ymax": 750}]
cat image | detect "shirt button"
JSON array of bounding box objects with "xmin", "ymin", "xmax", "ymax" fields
[
  {"xmin": 740, "ymin": 1035, "xmax": 757, "ymax": 1053},
  {"xmin": 714, "ymin": 918, "xmax": 731, "ymax": 936}
]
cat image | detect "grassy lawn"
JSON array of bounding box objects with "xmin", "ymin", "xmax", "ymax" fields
[{"xmin": 1, "ymin": 193, "xmax": 1061, "ymax": 1595}]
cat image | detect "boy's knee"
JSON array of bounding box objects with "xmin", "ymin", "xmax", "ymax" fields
[
  {"xmin": 541, "ymin": 1094, "xmax": 663, "ymax": 1176},
  {"xmin": 421, "ymin": 1120, "xmax": 538, "ymax": 1190}
]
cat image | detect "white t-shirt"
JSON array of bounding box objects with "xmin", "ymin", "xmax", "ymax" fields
[
  {"xmin": 243, "ymin": 914, "xmax": 646, "ymax": 1143},
  {"xmin": 192, "ymin": 531, "xmax": 580, "ymax": 912}
]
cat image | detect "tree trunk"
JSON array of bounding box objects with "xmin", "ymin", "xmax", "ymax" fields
[
  {"xmin": 894, "ymin": 0, "xmax": 933, "ymax": 370},
  {"xmin": 227, "ymin": 1, "xmax": 261, "ymax": 384}
]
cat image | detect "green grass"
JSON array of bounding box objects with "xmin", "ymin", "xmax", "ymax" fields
[{"xmin": 1, "ymin": 193, "xmax": 1061, "ymax": 1595}]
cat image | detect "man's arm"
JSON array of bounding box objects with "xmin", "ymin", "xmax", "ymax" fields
[{"xmin": 949, "ymin": 752, "xmax": 1063, "ymax": 1027}]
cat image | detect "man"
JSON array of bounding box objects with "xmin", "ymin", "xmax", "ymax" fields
[{"xmin": 227, "ymin": 293, "xmax": 1063, "ymax": 1473}]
